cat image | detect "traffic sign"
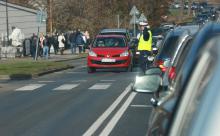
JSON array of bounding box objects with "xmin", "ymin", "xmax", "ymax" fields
[
  {"xmin": 139, "ymin": 13, "xmax": 148, "ymax": 22},
  {"xmin": 129, "ymin": 5, "xmax": 140, "ymax": 16},
  {"xmin": 129, "ymin": 15, "xmax": 139, "ymax": 25}
]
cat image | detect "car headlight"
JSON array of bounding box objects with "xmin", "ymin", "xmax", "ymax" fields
[
  {"xmin": 120, "ymin": 50, "xmax": 129, "ymax": 57},
  {"xmin": 89, "ymin": 50, "xmax": 97, "ymax": 57}
]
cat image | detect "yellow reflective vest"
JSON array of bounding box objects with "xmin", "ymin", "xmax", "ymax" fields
[{"xmin": 138, "ymin": 30, "xmax": 152, "ymax": 51}]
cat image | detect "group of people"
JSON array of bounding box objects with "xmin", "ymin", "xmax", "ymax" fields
[{"xmin": 9, "ymin": 26, "xmax": 90, "ymax": 60}]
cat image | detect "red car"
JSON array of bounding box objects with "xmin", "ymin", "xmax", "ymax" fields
[{"xmin": 87, "ymin": 35, "xmax": 133, "ymax": 73}]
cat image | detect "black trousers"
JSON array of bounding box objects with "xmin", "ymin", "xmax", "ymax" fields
[{"xmin": 139, "ymin": 50, "xmax": 151, "ymax": 73}]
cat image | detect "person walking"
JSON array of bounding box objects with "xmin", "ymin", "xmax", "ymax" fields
[
  {"xmin": 137, "ymin": 21, "xmax": 153, "ymax": 74},
  {"xmin": 40, "ymin": 33, "xmax": 49, "ymax": 59},
  {"xmin": 9, "ymin": 26, "xmax": 24, "ymax": 57},
  {"xmin": 30, "ymin": 33, "xmax": 38, "ymax": 59},
  {"xmin": 58, "ymin": 33, "xmax": 65, "ymax": 55},
  {"xmin": 69, "ymin": 30, "xmax": 77, "ymax": 54},
  {"xmin": 75, "ymin": 29, "xmax": 85, "ymax": 54}
]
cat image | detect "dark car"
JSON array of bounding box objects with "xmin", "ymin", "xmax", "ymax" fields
[
  {"xmin": 169, "ymin": 34, "xmax": 220, "ymax": 136},
  {"xmin": 153, "ymin": 26, "xmax": 195, "ymax": 73},
  {"xmin": 99, "ymin": 28, "xmax": 131, "ymax": 42},
  {"xmin": 135, "ymin": 23, "xmax": 220, "ymax": 136}
]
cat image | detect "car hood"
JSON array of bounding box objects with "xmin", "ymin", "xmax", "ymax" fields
[{"xmin": 91, "ymin": 47, "xmax": 128, "ymax": 56}]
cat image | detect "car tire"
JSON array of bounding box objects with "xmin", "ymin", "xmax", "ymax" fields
[{"xmin": 87, "ymin": 67, "xmax": 96, "ymax": 73}]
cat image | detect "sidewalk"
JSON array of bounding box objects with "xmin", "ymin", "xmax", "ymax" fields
[{"xmin": 0, "ymin": 49, "xmax": 87, "ymax": 63}]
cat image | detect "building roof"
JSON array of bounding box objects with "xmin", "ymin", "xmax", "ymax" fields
[{"xmin": 0, "ymin": 0, "xmax": 37, "ymax": 14}]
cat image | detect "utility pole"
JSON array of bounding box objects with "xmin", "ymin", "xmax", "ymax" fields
[
  {"xmin": 117, "ymin": 14, "xmax": 120, "ymax": 28},
  {"xmin": 5, "ymin": 0, "xmax": 9, "ymax": 47},
  {"xmin": 47, "ymin": 0, "xmax": 52, "ymax": 34}
]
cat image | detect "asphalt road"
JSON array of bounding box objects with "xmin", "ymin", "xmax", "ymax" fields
[{"xmin": 0, "ymin": 58, "xmax": 153, "ymax": 136}]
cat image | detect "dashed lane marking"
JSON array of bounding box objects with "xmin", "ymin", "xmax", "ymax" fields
[
  {"xmin": 130, "ymin": 105, "xmax": 152, "ymax": 108},
  {"xmin": 72, "ymin": 80, "xmax": 87, "ymax": 82},
  {"xmin": 100, "ymin": 80, "xmax": 116, "ymax": 82},
  {"xmin": 15, "ymin": 84, "xmax": 46, "ymax": 91},
  {"xmin": 53, "ymin": 84, "xmax": 79, "ymax": 91},
  {"xmin": 89, "ymin": 83, "xmax": 112, "ymax": 90},
  {"xmin": 38, "ymin": 81, "xmax": 55, "ymax": 83}
]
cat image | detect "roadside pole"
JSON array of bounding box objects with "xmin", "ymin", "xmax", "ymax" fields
[
  {"xmin": 129, "ymin": 6, "xmax": 140, "ymax": 37},
  {"xmin": 35, "ymin": 9, "xmax": 47, "ymax": 61},
  {"xmin": 35, "ymin": 9, "xmax": 42, "ymax": 61}
]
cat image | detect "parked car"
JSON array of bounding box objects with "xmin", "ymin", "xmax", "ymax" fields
[
  {"xmin": 87, "ymin": 35, "xmax": 134, "ymax": 73},
  {"xmin": 99, "ymin": 28, "xmax": 131, "ymax": 42},
  {"xmin": 133, "ymin": 23, "xmax": 220, "ymax": 136},
  {"xmin": 169, "ymin": 34, "xmax": 220, "ymax": 136}
]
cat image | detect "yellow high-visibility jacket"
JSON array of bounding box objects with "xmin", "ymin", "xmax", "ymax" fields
[{"xmin": 138, "ymin": 30, "xmax": 152, "ymax": 51}]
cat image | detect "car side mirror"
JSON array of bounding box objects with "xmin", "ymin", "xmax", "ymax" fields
[
  {"xmin": 133, "ymin": 74, "xmax": 161, "ymax": 93},
  {"xmin": 145, "ymin": 67, "xmax": 162, "ymax": 75}
]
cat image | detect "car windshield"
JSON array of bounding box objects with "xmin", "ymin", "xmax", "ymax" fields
[{"xmin": 93, "ymin": 37, "xmax": 126, "ymax": 48}]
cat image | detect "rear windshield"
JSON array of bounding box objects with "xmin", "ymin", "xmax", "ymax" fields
[
  {"xmin": 93, "ymin": 37, "xmax": 126, "ymax": 47},
  {"xmin": 159, "ymin": 35, "xmax": 179, "ymax": 58}
]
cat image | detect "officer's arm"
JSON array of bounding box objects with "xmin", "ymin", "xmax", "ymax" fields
[{"xmin": 143, "ymin": 27, "xmax": 150, "ymax": 41}]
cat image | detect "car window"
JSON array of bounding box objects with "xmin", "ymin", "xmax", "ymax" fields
[
  {"xmin": 173, "ymin": 38, "xmax": 193, "ymax": 76},
  {"xmin": 159, "ymin": 35, "xmax": 179, "ymax": 58},
  {"xmin": 93, "ymin": 37, "xmax": 126, "ymax": 47}
]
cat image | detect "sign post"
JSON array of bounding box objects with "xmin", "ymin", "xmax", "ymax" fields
[
  {"xmin": 129, "ymin": 6, "xmax": 140, "ymax": 37},
  {"xmin": 35, "ymin": 9, "xmax": 47, "ymax": 60}
]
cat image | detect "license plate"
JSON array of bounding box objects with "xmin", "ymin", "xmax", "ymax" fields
[
  {"xmin": 101, "ymin": 58, "xmax": 116, "ymax": 62},
  {"xmin": 136, "ymin": 52, "xmax": 140, "ymax": 55}
]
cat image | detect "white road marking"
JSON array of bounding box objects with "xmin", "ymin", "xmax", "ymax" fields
[
  {"xmin": 89, "ymin": 83, "xmax": 112, "ymax": 90},
  {"xmin": 100, "ymin": 80, "xmax": 116, "ymax": 82},
  {"xmin": 130, "ymin": 105, "xmax": 152, "ymax": 108},
  {"xmin": 53, "ymin": 84, "xmax": 79, "ymax": 90},
  {"xmin": 72, "ymin": 80, "xmax": 87, "ymax": 82},
  {"xmin": 83, "ymin": 83, "xmax": 132, "ymax": 136},
  {"xmin": 15, "ymin": 84, "xmax": 45, "ymax": 91},
  {"xmin": 100, "ymin": 92, "xmax": 137, "ymax": 136},
  {"xmin": 38, "ymin": 81, "xmax": 55, "ymax": 83}
]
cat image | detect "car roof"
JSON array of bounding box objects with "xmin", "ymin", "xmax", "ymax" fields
[
  {"xmin": 95, "ymin": 34, "xmax": 126, "ymax": 38},
  {"xmin": 99, "ymin": 28, "xmax": 129, "ymax": 34}
]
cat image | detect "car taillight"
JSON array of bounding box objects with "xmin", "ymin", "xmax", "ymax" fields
[
  {"xmin": 169, "ymin": 67, "xmax": 176, "ymax": 80},
  {"xmin": 156, "ymin": 60, "xmax": 167, "ymax": 72}
]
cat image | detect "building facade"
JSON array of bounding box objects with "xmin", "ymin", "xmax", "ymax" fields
[{"xmin": 0, "ymin": 0, "xmax": 46, "ymax": 46}]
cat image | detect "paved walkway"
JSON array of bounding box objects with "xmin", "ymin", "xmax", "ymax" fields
[{"xmin": 0, "ymin": 49, "xmax": 87, "ymax": 62}]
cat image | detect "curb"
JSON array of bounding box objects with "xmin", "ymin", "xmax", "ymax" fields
[{"xmin": 0, "ymin": 65, "xmax": 74, "ymax": 81}]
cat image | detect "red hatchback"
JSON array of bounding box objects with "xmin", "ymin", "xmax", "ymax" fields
[{"xmin": 87, "ymin": 35, "xmax": 133, "ymax": 73}]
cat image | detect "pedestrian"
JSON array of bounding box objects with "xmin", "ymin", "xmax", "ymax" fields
[
  {"xmin": 53, "ymin": 33, "xmax": 59, "ymax": 54},
  {"xmin": 75, "ymin": 29, "xmax": 85, "ymax": 54},
  {"xmin": 84, "ymin": 30, "xmax": 91, "ymax": 51},
  {"xmin": 30, "ymin": 33, "xmax": 38, "ymax": 59},
  {"xmin": 137, "ymin": 21, "xmax": 153, "ymax": 74},
  {"xmin": 58, "ymin": 33, "xmax": 65, "ymax": 55},
  {"xmin": 69, "ymin": 30, "xmax": 77, "ymax": 54},
  {"xmin": 9, "ymin": 26, "xmax": 24, "ymax": 57},
  {"xmin": 40, "ymin": 33, "xmax": 49, "ymax": 59}
]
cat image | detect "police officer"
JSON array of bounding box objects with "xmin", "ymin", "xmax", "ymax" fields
[{"xmin": 137, "ymin": 21, "xmax": 152, "ymax": 74}]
